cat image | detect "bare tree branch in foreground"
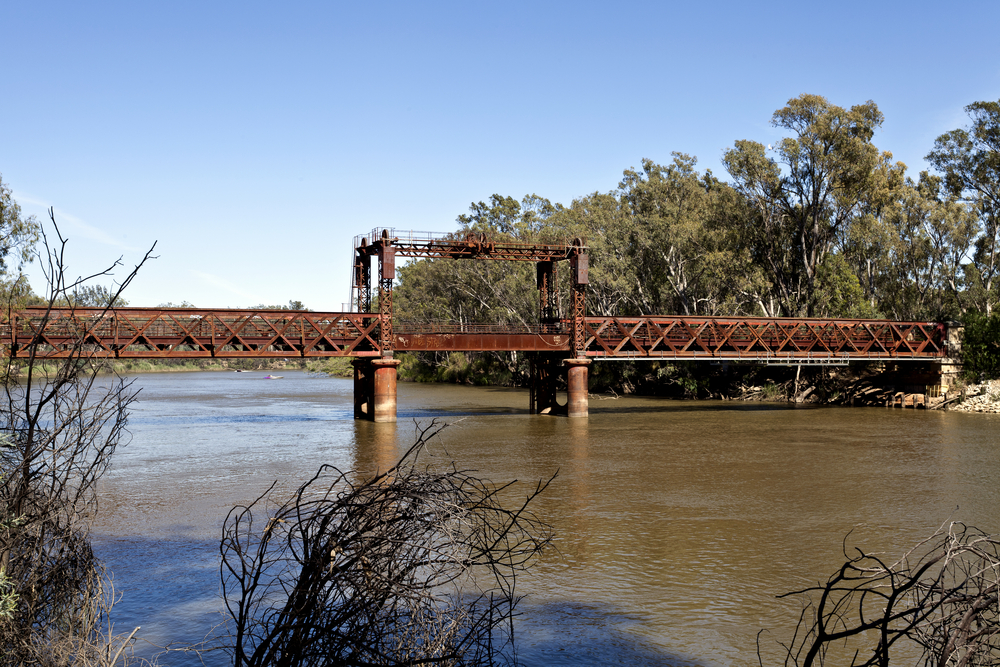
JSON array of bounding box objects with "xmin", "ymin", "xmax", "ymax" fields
[
  {"xmin": 219, "ymin": 421, "xmax": 554, "ymax": 667},
  {"xmin": 764, "ymin": 521, "xmax": 1000, "ymax": 667},
  {"xmin": 0, "ymin": 213, "xmax": 156, "ymax": 666}
]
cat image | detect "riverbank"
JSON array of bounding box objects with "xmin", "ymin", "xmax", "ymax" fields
[
  {"xmin": 97, "ymin": 354, "xmax": 1000, "ymax": 414},
  {"xmin": 947, "ymin": 381, "xmax": 1000, "ymax": 413},
  {"xmin": 386, "ymin": 353, "xmax": 955, "ymax": 408},
  {"xmin": 117, "ymin": 358, "xmax": 312, "ymax": 374}
]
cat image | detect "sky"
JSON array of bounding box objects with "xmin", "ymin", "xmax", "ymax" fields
[{"xmin": 2, "ymin": 1, "xmax": 999, "ymax": 311}]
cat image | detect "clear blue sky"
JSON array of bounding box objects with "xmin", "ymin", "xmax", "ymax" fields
[{"xmin": 2, "ymin": 1, "xmax": 998, "ymax": 310}]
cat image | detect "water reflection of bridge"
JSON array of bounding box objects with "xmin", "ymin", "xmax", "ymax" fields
[{"xmin": 4, "ymin": 230, "xmax": 952, "ymax": 422}]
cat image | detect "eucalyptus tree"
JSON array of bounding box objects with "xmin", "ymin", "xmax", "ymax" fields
[
  {"xmin": 0, "ymin": 174, "xmax": 40, "ymax": 276},
  {"xmin": 543, "ymin": 191, "xmax": 637, "ymax": 317},
  {"xmin": 724, "ymin": 94, "xmax": 903, "ymax": 316},
  {"xmin": 878, "ymin": 173, "xmax": 975, "ymax": 320},
  {"xmin": 394, "ymin": 195, "xmax": 558, "ymax": 380},
  {"xmin": 616, "ymin": 155, "xmax": 715, "ymax": 315},
  {"xmin": 927, "ymin": 99, "xmax": 1000, "ymax": 314}
]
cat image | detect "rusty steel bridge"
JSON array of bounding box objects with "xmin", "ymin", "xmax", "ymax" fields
[
  {"xmin": 3, "ymin": 229, "xmax": 952, "ymax": 420},
  {"xmin": 3, "ymin": 308, "xmax": 948, "ymax": 363}
]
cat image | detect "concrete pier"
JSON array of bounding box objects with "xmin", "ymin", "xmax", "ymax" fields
[
  {"xmin": 353, "ymin": 357, "xmax": 402, "ymax": 422},
  {"xmin": 565, "ymin": 358, "xmax": 591, "ymax": 418}
]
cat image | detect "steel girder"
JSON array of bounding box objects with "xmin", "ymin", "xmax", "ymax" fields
[
  {"xmin": 3, "ymin": 308, "xmax": 383, "ymax": 359},
  {"xmin": 354, "ymin": 230, "xmax": 587, "ymax": 263}
]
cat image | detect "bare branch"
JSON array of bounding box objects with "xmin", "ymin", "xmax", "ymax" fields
[{"xmin": 216, "ymin": 420, "xmax": 553, "ymax": 667}]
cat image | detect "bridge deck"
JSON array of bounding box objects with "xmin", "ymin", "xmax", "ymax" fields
[{"xmin": 1, "ymin": 308, "xmax": 948, "ymax": 361}]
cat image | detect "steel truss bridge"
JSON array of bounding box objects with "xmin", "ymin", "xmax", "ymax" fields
[
  {"xmin": 2, "ymin": 308, "xmax": 948, "ymax": 363},
  {"xmin": 0, "ymin": 228, "xmax": 948, "ymax": 363},
  {"xmin": 4, "ymin": 229, "xmax": 950, "ymax": 420}
]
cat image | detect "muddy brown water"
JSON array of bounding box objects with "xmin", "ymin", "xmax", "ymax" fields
[{"xmin": 92, "ymin": 371, "xmax": 1000, "ymax": 665}]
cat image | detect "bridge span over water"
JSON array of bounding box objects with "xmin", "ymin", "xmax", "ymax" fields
[
  {"xmin": 3, "ymin": 229, "xmax": 953, "ymax": 421},
  {"xmin": 3, "ymin": 307, "xmax": 952, "ymax": 420},
  {"xmin": 4, "ymin": 307, "xmax": 948, "ymax": 362}
]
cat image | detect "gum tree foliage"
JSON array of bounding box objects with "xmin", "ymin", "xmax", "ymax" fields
[
  {"xmin": 392, "ymin": 94, "xmax": 992, "ymax": 384},
  {"xmin": 0, "ymin": 174, "xmax": 41, "ymax": 275},
  {"xmin": 249, "ymin": 300, "xmax": 309, "ymax": 311},
  {"xmin": 723, "ymin": 94, "xmax": 904, "ymax": 316},
  {"xmin": 219, "ymin": 422, "xmax": 552, "ymax": 667},
  {"xmin": 927, "ymin": 100, "xmax": 1000, "ymax": 314},
  {"xmin": 396, "ymin": 194, "xmax": 560, "ymax": 330},
  {"xmin": 878, "ymin": 173, "xmax": 975, "ymax": 321},
  {"xmin": 69, "ymin": 284, "xmax": 129, "ymax": 308},
  {"xmin": 957, "ymin": 310, "xmax": 1000, "ymax": 380},
  {"xmin": 615, "ymin": 154, "xmax": 755, "ymax": 316},
  {"xmin": 394, "ymin": 195, "xmax": 561, "ymax": 380}
]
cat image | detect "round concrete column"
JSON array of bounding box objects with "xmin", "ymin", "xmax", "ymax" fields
[
  {"xmin": 371, "ymin": 358, "xmax": 403, "ymax": 423},
  {"xmin": 565, "ymin": 358, "xmax": 591, "ymax": 418}
]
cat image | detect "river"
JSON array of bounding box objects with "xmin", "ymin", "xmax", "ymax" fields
[{"xmin": 91, "ymin": 370, "xmax": 1000, "ymax": 665}]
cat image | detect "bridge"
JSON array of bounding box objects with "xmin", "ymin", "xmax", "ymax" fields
[{"xmin": 3, "ymin": 229, "xmax": 952, "ymax": 421}]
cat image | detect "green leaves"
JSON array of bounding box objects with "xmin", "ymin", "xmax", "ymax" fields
[
  {"xmin": 723, "ymin": 94, "xmax": 903, "ymax": 316},
  {"xmin": 926, "ymin": 99, "xmax": 1000, "ymax": 313},
  {"xmin": 959, "ymin": 310, "xmax": 1000, "ymax": 379},
  {"xmin": 392, "ymin": 93, "xmax": 1000, "ymax": 363},
  {"xmin": 0, "ymin": 175, "xmax": 41, "ymax": 275}
]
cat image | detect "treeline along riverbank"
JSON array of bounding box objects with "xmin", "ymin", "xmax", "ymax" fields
[
  {"xmin": 385, "ymin": 94, "xmax": 1000, "ymax": 398},
  {"xmin": 308, "ymin": 353, "xmax": 963, "ymax": 409}
]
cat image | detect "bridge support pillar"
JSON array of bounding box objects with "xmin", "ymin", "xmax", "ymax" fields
[
  {"xmin": 565, "ymin": 358, "xmax": 591, "ymax": 418},
  {"xmin": 353, "ymin": 358, "xmax": 373, "ymax": 419},
  {"xmin": 529, "ymin": 354, "xmax": 590, "ymax": 417},
  {"xmin": 353, "ymin": 358, "xmax": 402, "ymax": 422},
  {"xmin": 529, "ymin": 354, "xmax": 560, "ymax": 414}
]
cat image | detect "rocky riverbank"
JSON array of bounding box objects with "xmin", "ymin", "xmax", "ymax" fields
[{"xmin": 948, "ymin": 381, "xmax": 1000, "ymax": 414}]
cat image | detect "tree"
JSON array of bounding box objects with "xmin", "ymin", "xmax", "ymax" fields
[
  {"xmin": 219, "ymin": 421, "xmax": 552, "ymax": 667},
  {"xmin": 615, "ymin": 154, "xmax": 766, "ymax": 316},
  {"xmin": 957, "ymin": 310, "xmax": 1000, "ymax": 380},
  {"xmin": 0, "ymin": 212, "xmax": 155, "ymax": 665},
  {"xmin": 0, "ymin": 174, "xmax": 41, "ymax": 275},
  {"xmin": 457, "ymin": 193, "xmax": 560, "ymax": 240},
  {"xmin": 811, "ymin": 252, "xmax": 879, "ymax": 319},
  {"xmin": 878, "ymin": 173, "xmax": 975, "ymax": 320},
  {"xmin": 394, "ymin": 195, "xmax": 562, "ymax": 382},
  {"xmin": 724, "ymin": 94, "xmax": 904, "ymax": 316},
  {"xmin": 249, "ymin": 300, "xmax": 310, "ymax": 311},
  {"xmin": 70, "ymin": 284, "xmax": 129, "ymax": 308},
  {"xmin": 544, "ymin": 191, "xmax": 636, "ymax": 317},
  {"xmin": 617, "ymin": 155, "xmax": 717, "ymax": 315},
  {"xmin": 765, "ymin": 522, "xmax": 1000, "ymax": 667},
  {"xmin": 927, "ymin": 100, "xmax": 1000, "ymax": 314}
]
